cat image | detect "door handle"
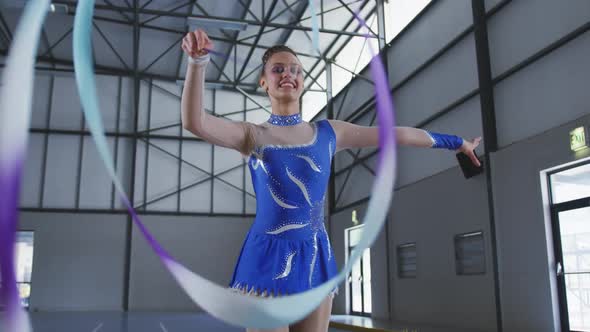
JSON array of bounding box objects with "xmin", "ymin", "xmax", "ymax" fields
[{"xmin": 556, "ymin": 262, "xmax": 563, "ymax": 277}]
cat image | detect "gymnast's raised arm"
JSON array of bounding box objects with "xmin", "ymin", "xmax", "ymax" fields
[
  {"xmin": 327, "ymin": 119, "xmax": 482, "ymax": 166},
  {"xmin": 180, "ymin": 29, "xmax": 256, "ymax": 156}
]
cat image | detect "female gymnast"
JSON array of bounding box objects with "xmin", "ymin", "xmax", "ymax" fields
[{"xmin": 180, "ymin": 29, "xmax": 481, "ymax": 332}]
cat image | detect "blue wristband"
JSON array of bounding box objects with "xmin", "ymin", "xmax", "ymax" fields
[{"xmin": 427, "ymin": 131, "xmax": 464, "ymax": 150}]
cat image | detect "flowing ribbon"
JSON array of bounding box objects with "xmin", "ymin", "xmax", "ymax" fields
[
  {"xmin": 0, "ymin": 1, "xmax": 50, "ymax": 332},
  {"xmin": 309, "ymin": 0, "xmax": 321, "ymax": 55},
  {"xmin": 0, "ymin": 0, "xmax": 396, "ymax": 330}
]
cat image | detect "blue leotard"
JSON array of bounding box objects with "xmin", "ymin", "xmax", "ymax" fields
[{"xmin": 229, "ymin": 119, "xmax": 338, "ymax": 297}]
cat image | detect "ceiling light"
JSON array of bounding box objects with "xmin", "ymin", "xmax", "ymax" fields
[
  {"xmin": 186, "ymin": 17, "xmax": 248, "ymax": 31},
  {"xmin": 50, "ymin": 3, "xmax": 68, "ymax": 14}
]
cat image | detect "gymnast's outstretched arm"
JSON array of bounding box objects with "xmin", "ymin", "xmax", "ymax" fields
[
  {"xmin": 181, "ymin": 29, "xmax": 257, "ymax": 156},
  {"xmin": 327, "ymin": 119, "xmax": 482, "ymax": 166}
]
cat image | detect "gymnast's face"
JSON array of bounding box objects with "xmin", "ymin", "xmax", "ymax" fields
[{"xmin": 259, "ymin": 52, "xmax": 304, "ymax": 101}]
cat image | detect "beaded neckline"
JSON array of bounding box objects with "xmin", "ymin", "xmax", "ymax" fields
[
  {"xmin": 267, "ymin": 113, "xmax": 302, "ymax": 126},
  {"xmin": 259, "ymin": 122, "xmax": 319, "ymax": 151}
]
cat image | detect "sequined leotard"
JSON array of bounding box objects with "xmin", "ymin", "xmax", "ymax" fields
[{"xmin": 229, "ymin": 119, "xmax": 338, "ymax": 297}]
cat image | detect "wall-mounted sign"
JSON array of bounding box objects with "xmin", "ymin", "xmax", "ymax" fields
[{"xmin": 570, "ymin": 126, "xmax": 588, "ymax": 152}]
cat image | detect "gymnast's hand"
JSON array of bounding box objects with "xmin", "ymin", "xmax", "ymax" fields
[
  {"xmin": 459, "ymin": 136, "xmax": 482, "ymax": 167},
  {"xmin": 182, "ymin": 28, "xmax": 214, "ymax": 58}
]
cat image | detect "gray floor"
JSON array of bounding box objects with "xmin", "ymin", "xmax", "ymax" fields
[
  {"xmin": 0, "ymin": 312, "xmax": 352, "ymax": 332},
  {"xmin": 3, "ymin": 312, "xmax": 239, "ymax": 332},
  {"xmin": 0, "ymin": 312, "xmax": 494, "ymax": 332},
  {"xmin": 330, "ymin": 315, "xmax": 490, "ymax": 332}
]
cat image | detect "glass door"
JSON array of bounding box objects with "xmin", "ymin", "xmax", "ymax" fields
[
  {"xmin": 552, "ymin": 207, "xmax": 590, "ymax": 332},
  {"xmin": 346, "ymin": 224, "xmax": 372, "ymax": 316},
  {"xmin": 549, "ymin": 162, "xmax": 590, "ymax": 331}
]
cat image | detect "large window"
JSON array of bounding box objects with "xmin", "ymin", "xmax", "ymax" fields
[
  {"xmin": 383, "ymin": 0, "xmax": 433, "ymax": 43},
  {"xmin": 330, "ymin": 13, "xmax": 379, "ymax": 98},
  {"xmin": 548, "ymin": 161, "xmax": 590, "ymax": 332},
  {"xmin": 302, "ymin": 0, "xmax": 433, "ymax": 121}
]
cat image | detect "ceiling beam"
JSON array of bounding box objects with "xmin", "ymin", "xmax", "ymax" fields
[{"xmin": 51, "ymin": 0, "xmax": 376, "ymax": 38}]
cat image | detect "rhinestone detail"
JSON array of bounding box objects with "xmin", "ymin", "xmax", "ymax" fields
[
  {"xmin": 273, "ymin": 251, "xmax": 297, "ymax": 280},
  {"xmin": 267, "ymin": 113, "xmax": 302, "ymax": 126}
]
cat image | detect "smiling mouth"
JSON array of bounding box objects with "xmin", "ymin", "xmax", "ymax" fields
[{"xmin": 279, "ymin": 81, "xmax": 296, "ymax": 89}]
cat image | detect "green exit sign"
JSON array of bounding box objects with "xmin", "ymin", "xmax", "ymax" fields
[{"xmin": 570, "ymin": 127, "xmax": 588, "ymax": 151}]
